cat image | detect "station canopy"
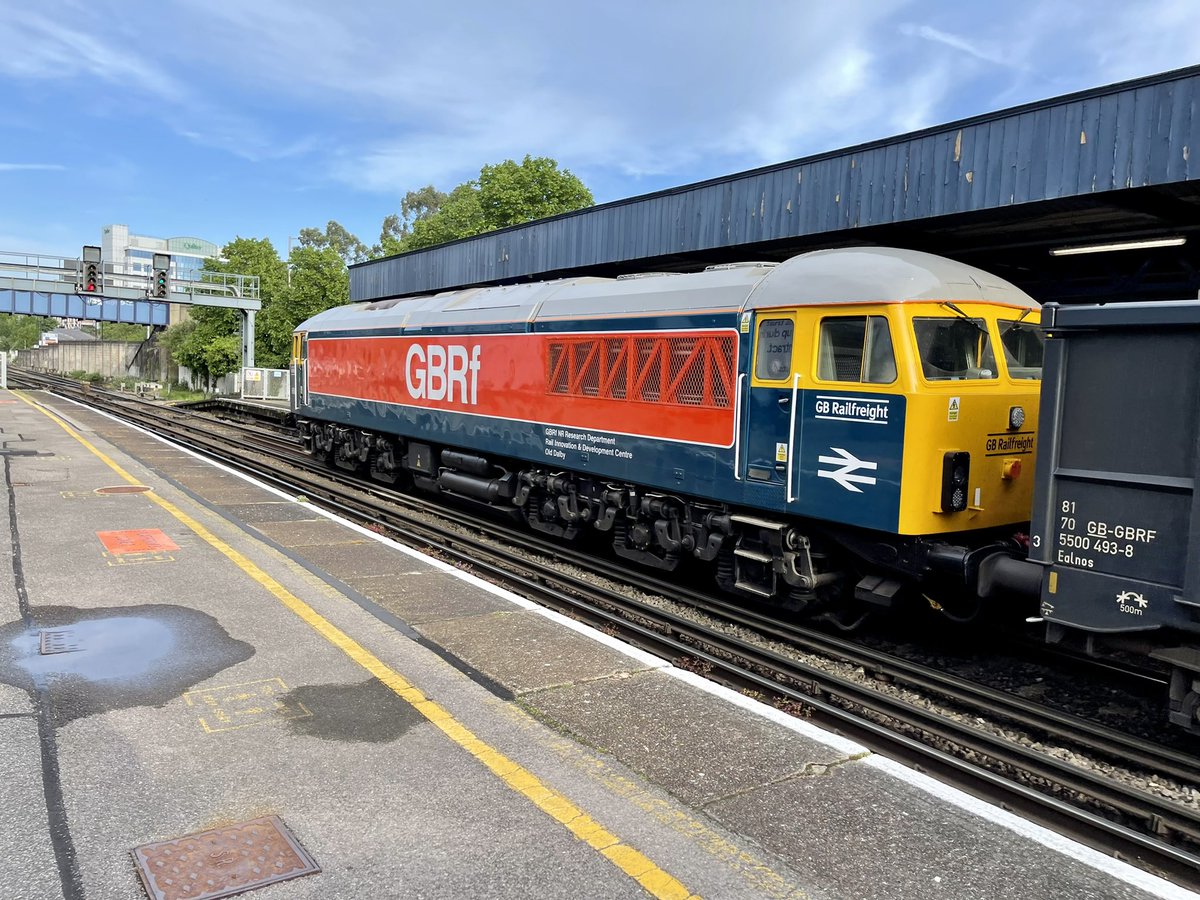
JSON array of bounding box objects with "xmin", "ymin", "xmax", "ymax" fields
[{"xmin": 352, "ymin": 65, "xmax": 1200, "ymax": 307}]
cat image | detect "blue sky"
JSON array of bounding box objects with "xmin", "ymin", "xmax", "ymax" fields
[{"xmin": 1, "ymin": 0, "xmax": 1197, "ymax": 261}]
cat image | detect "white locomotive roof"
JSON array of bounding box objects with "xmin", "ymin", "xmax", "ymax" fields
[
  {"xmin": 747, "ymin": 247, "xmax": 1038, "ymax": 310},
  {"xmin": 297, "ymin": 247, "xmax": 1037, "ymax": 333}
]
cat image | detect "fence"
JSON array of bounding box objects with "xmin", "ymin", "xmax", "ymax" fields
[{"xmin": 241, "ymin": 367, "xmax": 290, "ymax": 401}]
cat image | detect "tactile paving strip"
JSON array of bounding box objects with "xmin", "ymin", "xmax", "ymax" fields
[{"xmin": 131, "ymin": 816, "xmax": 320, "ymax": 900}]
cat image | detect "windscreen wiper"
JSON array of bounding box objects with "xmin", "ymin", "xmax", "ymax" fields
[{"xmin": 940, "ymin": 302, "xmax": 990, "ymax": 334}]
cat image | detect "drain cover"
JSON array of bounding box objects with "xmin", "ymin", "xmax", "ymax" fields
[
  {"xmin": 95, "ymin": 485, "xmax": 151, "ymax": 494},
  {"xmin": 132, "ymin": 816, "xmax": 319, "ymax": 900},
  {"xmin": 39, "ymin": 629, "xmax": 81, "ymax": 655}
]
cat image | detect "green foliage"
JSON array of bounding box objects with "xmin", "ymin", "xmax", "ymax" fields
[
  {"xmin": 406, "ymin": 183, "xmax": 484, "ymax": 250},
  {"xmin": 199, "ymin": 237, "xmax": 289, "ymax": 369},
  {"xmin": 398, "ymin": 155, "xmax": 594, "ymax": 252},
  {"xmin": 159, "ymin": 233, "xmax": 352, "ymax": 377},
  {"xmin": 207, "ymin": 237, "xmax": 290, "ymax": 312},
  {"xmin": 161, "ymin": 385, "xmax": 208, "ymax": 403},
  {"xmin": 65, "ymin": 370, "xmax": 103, "ymax": 384},
  {"xmin": 298, "ymin": 221, "xmax": 369, "ymax": 265},
  {"xmin": 0, "ymin": 314, "xmax": 55, "ymax": 351},
  {"xmin": 203, "ymin": 335, "xmax": 242, "ymax": 377},
  {"xmin": 260, "ymin": 245, "xmax": 348, "ymax": 366},
  {"xmin": 98, "ymin": 322, "xmax": 148, "ymax": 341},
  {"xmin": 138, "ymin": 155, "xmax": 591, "ymax": 386},
  {"xmin": 158, "ymin": 318, "xmax": 195, "ymax": 363},
  {"xmin": 477, "ymin": 155, "xmax": 594, "ymax": 229},
  {"xmin": 378, "ymin": 185, "xmax": 449, "ymax": 255},
  {"xmin": 160, "ymin": 315, "xmax": 237, "ymax": 383}
]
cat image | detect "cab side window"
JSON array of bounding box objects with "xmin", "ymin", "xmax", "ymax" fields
[
  {"xmin": 755, "ymin": 318, "xmax": 794, "ymax": 380},
  {"xmin": 817, "ymin": 316, "xmax": 897, "ymax": 384}
]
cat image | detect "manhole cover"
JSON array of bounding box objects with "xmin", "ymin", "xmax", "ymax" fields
[
  {"xmin": 132, "ymin": 816, "xmax": 319, "ymax": 900},
  {"xmin": 95, "ymin": 485, "xmax": 151, "ymax": 494},
  {"xmin": 40, "ymin": 629, "xmax": 82, "ymax": 655}
]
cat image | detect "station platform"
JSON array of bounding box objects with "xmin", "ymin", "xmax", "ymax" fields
[
  {"xmin": 0, "ymin": 387, "xmax": 1191, "ymax": 900},
  {"xmin": 177, "ymin": 396, "xmax": 292, "ymax": 424}
]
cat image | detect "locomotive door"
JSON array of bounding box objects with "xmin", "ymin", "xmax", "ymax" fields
[
  {"xmin": 292, "ymin": 332, "xmax": 309, "ymax": 407},
  {"xmin": 740, "ymin": 313, "xmax": 799, "ymax": 492}
]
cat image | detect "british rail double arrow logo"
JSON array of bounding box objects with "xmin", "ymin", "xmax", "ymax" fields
[{"xmin": 817, "ymin": 447, "xmax": 878, "ymax": 493}]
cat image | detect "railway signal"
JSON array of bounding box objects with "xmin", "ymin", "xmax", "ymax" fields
[
  {"xmin": 80, "ymin": 245, "xmax": 101, "ymax": 293},
  {"xmin": 151, "ymin": 252, "xmax": 171, "ymax": 298}
]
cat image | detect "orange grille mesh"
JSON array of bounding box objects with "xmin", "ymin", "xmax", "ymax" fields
[{"xmin": 546, "ymin": 334, "xmax": 735, "ymax": 408}]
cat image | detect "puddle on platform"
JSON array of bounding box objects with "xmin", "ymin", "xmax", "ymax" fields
[
  {"xmin": 282, "ymin": 679, "xmax": 422, "ymax": 743},
  {"xmin": 0, "ymin": 604, "xmax": 254, "ymax": 725}
]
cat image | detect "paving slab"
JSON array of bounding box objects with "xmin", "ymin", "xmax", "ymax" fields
[
  {"xmin": 345, "ymin": 570, "xmax": 513, "ymax": 625},
  {"xmin": 3, "ymin": 391, "xmax": 807, "ymax": 900},
  {"xmin": 418, "ymin": 609, "xmax": 652, "ymax": 693},
  {"xmin": 293, "ymin": 540, "xmax": 439, "ymax": 579},
  {"xmin": 0, "ymin": 715, "xmax": 61, "ymax": 900},
  {"xmin": 526, "ymin": 668, "xmax": 843, "ymax": 806},
  {"xmin": 2, "ymin": 389, "xmax": 1190, "ymax": 900},
  {"xmin": 703, "ymin": 758, "xmax": 1155, "ymax": 900},
  {"xmin": 248, "ymin": 518, "xmax": 376, "ymax": 547},
  {"xmin": 220, "ymin": 501, "xmax": 327, "ymax": 524}
]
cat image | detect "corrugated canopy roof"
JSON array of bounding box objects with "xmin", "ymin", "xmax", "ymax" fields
[{"xmin": 352, "ymin": 65, "xmax": 1200, "ymax": 306}]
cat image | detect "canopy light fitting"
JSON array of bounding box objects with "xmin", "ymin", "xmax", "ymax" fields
[{"xmin": 1050, "ymin": 236, "xmax": 1187, "ymax": 256}]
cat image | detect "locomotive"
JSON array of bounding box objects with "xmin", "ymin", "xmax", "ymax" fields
[{"xmin": 290, "ymin": 247, "xmax": 1044, "ymax": 623}]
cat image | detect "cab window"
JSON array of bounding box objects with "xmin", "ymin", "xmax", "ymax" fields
[
  {"xmin": 999, "ymin": 319, "xmax": 1044, "ymax": 379},
  {"xmin": 755, "ymin": 318, "xmax": 794, "ymax": 380},
  {"xmin": 817, "ymin": 316, "xmax": 897, "ymax": 384},
  {"xmin": 913, "ymin": 317, "xmax": 998, "ymax": 380}
]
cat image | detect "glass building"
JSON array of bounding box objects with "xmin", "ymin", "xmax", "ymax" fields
[{"xmin": 100, "ymin": 224, "xmax": 222, "ymax": 325}]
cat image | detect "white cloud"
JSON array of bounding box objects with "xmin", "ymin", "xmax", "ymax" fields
[
  {"xmin": 4, "ymin": 0, "xmax": 1200, "ymax": 214},
  {"xmin": 898, "ymin": 23, "xmax": 1020, "ymax": 69},
  {"xmin": 0, "ymin": 9, "xmax": 185, "ymax": 101}
]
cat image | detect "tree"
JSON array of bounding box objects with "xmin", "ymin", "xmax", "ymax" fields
[
  {"xmin": 398, "ymin": 155, "xmax": 594, "ymax": 251},
  {"xmin": 98, "ymin": 322, "xmax": 148, "ymax": 341},
  {"xmin": 298, "ymin": 221, "xmax": 369, "ymax": 266},
  {"xmin": 202, "ymin": 237, "xmax": 291, "ymax": 367},
  {"xmin": 378, "ymin": 185, "xmax": 448, "ymax": 256},
  {"xmin": 202, "ymin": 335, "xmax": 242, "ymax": 380},
  {"xmin": 258, "ymin": 245, "xmax": 349, "ymax": 366},
  {"xmin": 0, "ymin": 315, "xmax": 54, "ymax": 351},
  {"xmin": 208, "ymin": 237, "xmax": 290, "ymax": 312},
  {"xmin": 477, "ymin": 155, "xmax": 594, "ymax": 230},
  {"xmin": 406, "ymin": 183, "xmax": 484, "ymax": 250},
  {"xmin": 163, "ymin": 234, "xmax": 352, "ymax": 375}
]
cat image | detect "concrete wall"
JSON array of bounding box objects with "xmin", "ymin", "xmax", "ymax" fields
[
  {"xmin": 18, "ymin": 341, "xmax": 241, "ymax": 393},
  {"xmin": 17, "ymin": 341, "xmax": 140, "ymax": 378}
]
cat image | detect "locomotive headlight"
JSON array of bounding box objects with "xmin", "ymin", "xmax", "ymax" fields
[
  {"xmin": 1008, "ymin": 405, "xmax": 1025, "ymax": 430},
  {"xmin": 941, "ymin": 451, "xmax": 970, "ymax": 512}
]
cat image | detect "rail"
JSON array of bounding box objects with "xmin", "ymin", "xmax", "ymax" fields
[{"xmin": 12, "ymin": 366, "xmax": 1200, "ymax": 892}]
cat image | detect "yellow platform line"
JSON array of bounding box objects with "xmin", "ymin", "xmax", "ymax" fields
[{"xmin": 16, "ymin": 393, "xmax": 700, "ymax": 900}]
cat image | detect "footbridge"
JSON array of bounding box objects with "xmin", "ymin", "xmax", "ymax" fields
[{"xmin": 0, "ymin": 249, "xmax": 261, "ymax": 365}]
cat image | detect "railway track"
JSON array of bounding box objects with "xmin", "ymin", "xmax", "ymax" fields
[{"xmin": 10, "ymin": 368, "xmax": 1200, "ymax": 889}]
